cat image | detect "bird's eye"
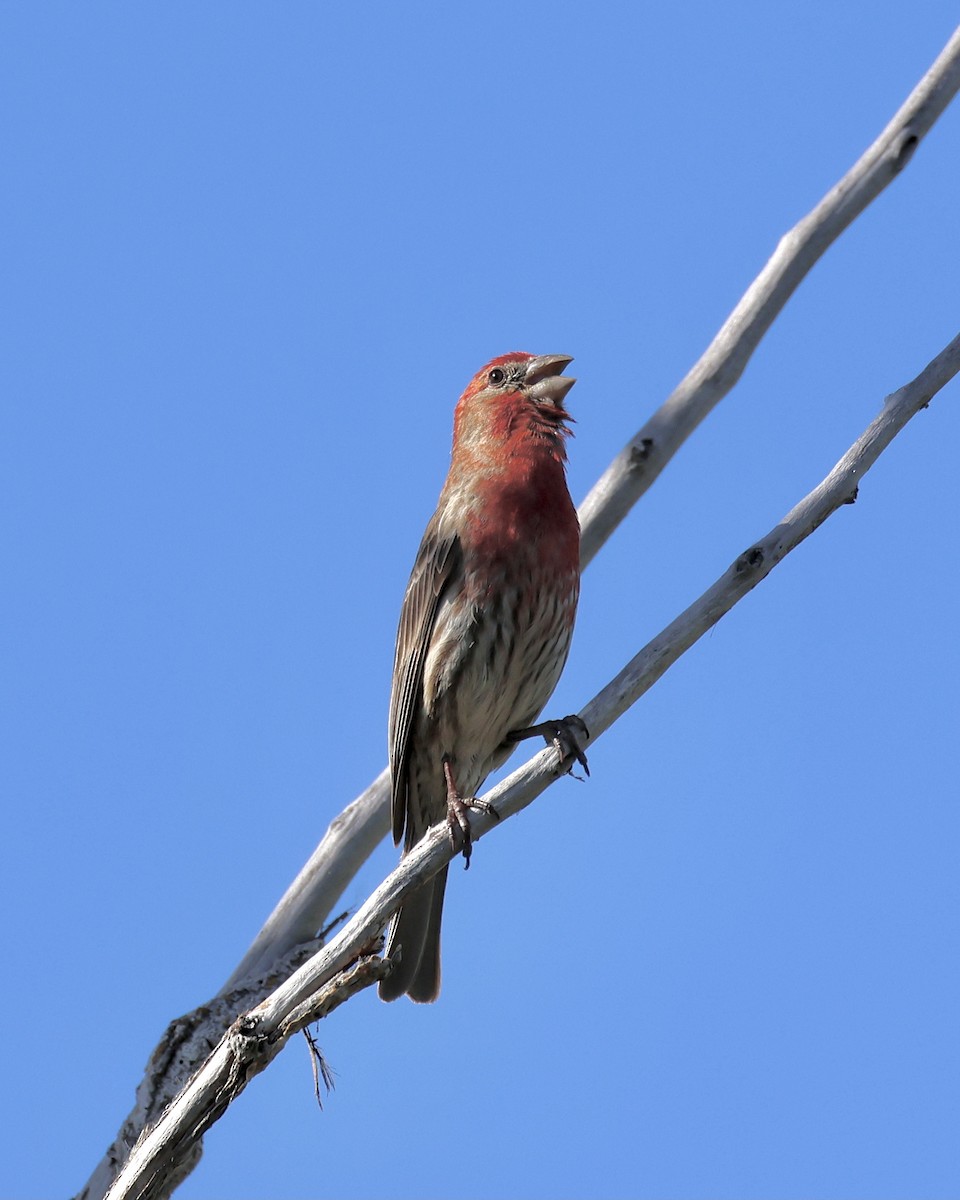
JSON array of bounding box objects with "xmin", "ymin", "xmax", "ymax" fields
[{"xmin": 488, "ymin": 367, "xmax": 506, "ymax": 386}]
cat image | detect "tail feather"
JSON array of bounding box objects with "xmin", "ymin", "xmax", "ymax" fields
[{"xmin": 378, "ymin": 866, "xmax": 448, "ymax": 1003}]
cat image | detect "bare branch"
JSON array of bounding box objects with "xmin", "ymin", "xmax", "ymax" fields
[
  {"xmin": 100, "ymin": 334, "xmax": 960, "ymax": 1200},
  {"xmin": 80, "ymin": 26, "xmax": 960, "ymax": 1199},
  {"xmin": 76, "ymin": 939, "xmax": 324, "ymax": 1200},
  {"xmin": 580, "ymin": 334, "xmax": 960, "ymax": 740},
  {"xmin": 104, "ymin": 955, "xmax": 389, "ymax": 1200},
  {"xmin": 577, "ymin": 24, "xmax": 960, "ymax": 565}
]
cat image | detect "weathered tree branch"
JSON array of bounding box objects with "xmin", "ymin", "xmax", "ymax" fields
[
  {"xmin": 102, "ymin": 334, "xmax": 960, "ymax": 1200},
  {"xmin": 579, "ymin": 333, "xmax": 960, "ymax": 740},
  {"xmin": 577, "ymin": 24, "xmax": 960, "ymax": 565},
  {"xmin": 105, "ymin": 954, "xmax": 390, "ymax": 1200},
  {"xmin": 79, "ymin": 25, "xmax": 960, "ymax": 1200}
]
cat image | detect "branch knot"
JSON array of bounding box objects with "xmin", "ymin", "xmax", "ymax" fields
[
  {"xmin": 892, "ymin": 127, "xmax": 919, "ymax": 172},
  {"xmin": 629, "ymin": 437, "xmax": 655, "ymax": 470},
  {"xmin": 735, "ymin": 546, "xmax": 765, "ymax": 573}
]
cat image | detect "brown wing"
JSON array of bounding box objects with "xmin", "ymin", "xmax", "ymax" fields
[{"xmin": 388, "ymin": 519, "xmax": 462, "ymax": 845}]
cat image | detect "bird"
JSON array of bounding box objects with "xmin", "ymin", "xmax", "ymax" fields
[{"xmin": 378, "ymin": 351, "xmax": 587, "ymax": 1003}]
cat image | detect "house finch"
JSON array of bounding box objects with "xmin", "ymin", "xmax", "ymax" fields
[{"xmin": 378, "ymin": 352, "xmax": 586, "ymax": 1004}]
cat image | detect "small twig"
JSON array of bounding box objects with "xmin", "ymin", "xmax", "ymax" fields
[
  {"xmin": 302, "ymin": 1026, "xmax": 336, "ymax": 1109},
  {"xmin": 319, "ymin": 910, "xmax": 351, "ymax": 942}
]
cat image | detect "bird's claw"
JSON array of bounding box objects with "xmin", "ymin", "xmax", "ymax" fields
[
  {"xmin": 553, "ymin": 714, "xmax": 591, "ymax": 777},
  {"xmin": 446, "ymin": 795, "xmax": 500, "ymax": 870},
  {"xmin": 442, "ymin": 754, "xmax": 499, "ymax": 870},
  {"xmin": 508, "ymin": 713, "xmax": 590, "ymax": 777}
]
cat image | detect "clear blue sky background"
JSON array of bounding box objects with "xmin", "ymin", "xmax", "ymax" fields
[{"xmin": 3, "ymin": 5, "xmax": 959, "ymax": 1199}]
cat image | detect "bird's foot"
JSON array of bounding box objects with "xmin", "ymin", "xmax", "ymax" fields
[
  {"xmin": 443, "ymin": 757, "xmax": 500, "ymax": 871},
  {"xmin": 507, "ymin": 714, "xmax": 590, "ymax": 777}
]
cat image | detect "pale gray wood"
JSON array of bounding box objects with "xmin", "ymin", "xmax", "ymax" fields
[
  {"xmin": 79, "ymin": 26, "xmax": 960, "ymax": 1200},
  {"xmin": 102, "ymin": 332, "xmax": 960, "ymax": 1200},
  {"xmin": 578, "ymin": 25, "xmax": 960, "ymax": 566}
]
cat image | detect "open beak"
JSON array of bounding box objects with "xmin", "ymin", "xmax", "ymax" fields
[{"xmin": 525, "ymin": 354, "xmax": 576, "ymax": 405}]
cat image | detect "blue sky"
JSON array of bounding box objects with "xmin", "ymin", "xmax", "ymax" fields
[{"xmin": 3, "ymin": 5, "xmax": 959, "ymax": 1199}]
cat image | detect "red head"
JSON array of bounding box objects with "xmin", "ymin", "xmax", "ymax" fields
[{"xmin": 451, "ymin": 352, "xmax": 576, "ymax": 469}]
